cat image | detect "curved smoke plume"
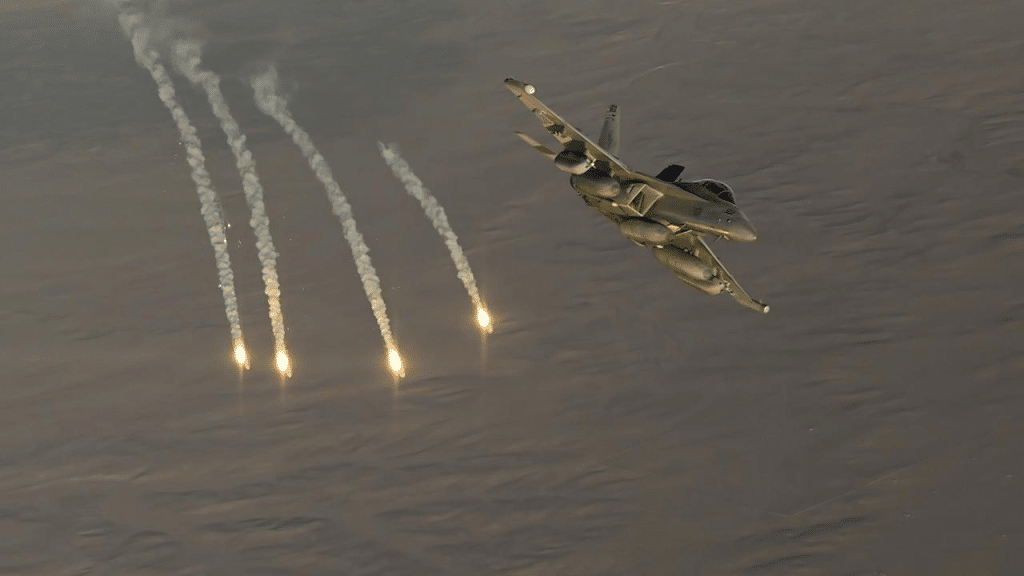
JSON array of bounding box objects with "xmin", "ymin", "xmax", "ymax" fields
[
  {"xmin": 249, "ymin": 66, "xmax": 403, "ymax": 376},
  {"xmin": 171, "ymin": 39, "xmax": 290, "ymax": 375},
  {"xmin": 112, "ymin": 6, "xmax": 249, "ymax": 366}
]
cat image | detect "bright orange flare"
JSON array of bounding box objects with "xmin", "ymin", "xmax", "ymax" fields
[
  {"xmin": 388, "ymin": 348, "xmax": 405, "ymax": 377},
  {"xmin": 276, "ymin": 350, "xmax": 290, "ymax": 375},
  {"xmin": 476, "ymin": 307, "xmax": 492, "ymax": 333},
  {"xmin": 234, "ymin": 344, "xmax": 248, "ymax": 368}
]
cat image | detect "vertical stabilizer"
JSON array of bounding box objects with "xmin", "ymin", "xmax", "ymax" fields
[{"xmin": 598, "ymin": 104, "xmax": 620, "ymax": 158}]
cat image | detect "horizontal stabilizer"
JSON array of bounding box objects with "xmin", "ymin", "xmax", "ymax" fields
[
  {"xmin": 515, "ymin": 131, "xmax": 557, "ymax": 159},
  {"xmin": 655, "ymin": 164, "xmax": 685, "ymax": 182}
]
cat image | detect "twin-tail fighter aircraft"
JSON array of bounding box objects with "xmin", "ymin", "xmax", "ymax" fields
[{"xmin": 504, "ymin": 78, "xmax": 769, "ymax": 313}]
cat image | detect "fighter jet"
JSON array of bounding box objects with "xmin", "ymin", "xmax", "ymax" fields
[{"xmin": 504, "ymin": 78, "xmax": 769, "ymax": 313}]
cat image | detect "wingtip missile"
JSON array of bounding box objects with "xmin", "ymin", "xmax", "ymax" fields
[
  {"xmin": 748, "ymin": 300, "xmax": 770, "ymax": 314},
  {"xmin": 504, "ymin": 78, "xmax": 535, "ymax": 94}
]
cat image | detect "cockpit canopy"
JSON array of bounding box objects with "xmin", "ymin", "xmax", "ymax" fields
[{"xmin": 698, "ymin": 179, "xmax": 735, "ymax": 204}]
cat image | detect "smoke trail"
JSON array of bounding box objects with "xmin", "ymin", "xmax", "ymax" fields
[
  {"xmin": 170, "ymin": 40, "xmax": 291, "ymax": 377},
  {"xmin": 248, "ymin": 66, "xmax": 404, "ymax": 377},
  {"xmin": 376, "ymin": 143, "xmax": 492, "ymax": 333},
  {"xmin": 112, "ymin": 8, "xmax": 249, "ymax": 367}
]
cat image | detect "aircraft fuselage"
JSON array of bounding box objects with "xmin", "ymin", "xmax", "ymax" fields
[
  {"xmin": 568, "ymin": 169, "xmax": 758, "ymax": 244},
  {"xmin": 504, "ymin": 77, "xmax": 769, "ymax": 313}
]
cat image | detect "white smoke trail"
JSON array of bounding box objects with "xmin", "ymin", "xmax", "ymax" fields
[
  {"xmin": 248, "ymin": 66, "xmax": 404, "ymax": 377},
  {"xmin": 112, "ymin": 8, "xmax": 249, "ymax": 367},
  {"xmin": 376, "ymin": 143, "xmax": 492, "ymax": 333},
  {"xmin": 170, "ymin": 40, "xmax": 291, "ymax": 377}
]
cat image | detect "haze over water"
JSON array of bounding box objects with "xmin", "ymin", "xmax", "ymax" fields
[{"xmin": 2, "ymin": 0, "xmax": 1022, "ymax": 573}]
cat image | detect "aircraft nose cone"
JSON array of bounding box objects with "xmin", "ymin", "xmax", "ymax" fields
[{"xmin": 731, "ymin": 219, "xmax": 758, "ymax": 242}]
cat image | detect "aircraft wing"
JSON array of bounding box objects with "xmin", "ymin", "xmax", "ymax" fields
[
  {"xmin": 504, "ymin": 78, "xmax": 631, "ymax": 178},
  {"xmin": 673, "ymin": 232, "xmax": 770, "ymax": 313}
]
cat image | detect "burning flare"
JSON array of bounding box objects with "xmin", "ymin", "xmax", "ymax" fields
[
  {"xmin": 276, "ymin": 350, "xmax": 291, "ymax": 376},
  {"xmin": 476, "ymin": 306, "xmax": 492, "ymax": 333},
  {"xmin": 234, "ymin": 343, "xmax": 249, "ymax": 368},
  {"xmin": 388, "ymin": 348, "xmax": 405, "ymax": 378}
]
